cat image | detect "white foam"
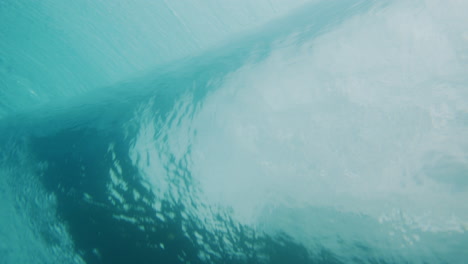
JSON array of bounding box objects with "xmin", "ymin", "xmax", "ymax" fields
[
  {"xmin": 191, "ymin": 0, "xmax": 468, "ymax": 233},
  {"xmin": 128, "ymin": 0, "xmax": 468, "ymax": 261}
]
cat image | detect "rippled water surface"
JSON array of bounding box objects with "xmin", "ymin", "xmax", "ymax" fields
[{"xmin": 1, "ymin": 0, "xmax": 468, "ymax": 263}]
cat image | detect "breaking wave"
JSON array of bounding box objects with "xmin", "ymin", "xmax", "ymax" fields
[{"xmin": 1, "ymin": 0, "xmax": 467, "ymax": 263}]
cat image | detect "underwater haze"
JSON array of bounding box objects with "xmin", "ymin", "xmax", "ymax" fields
[{"xmin": 1, "ymin": 0, "xmax": 468, "ymax": 263}]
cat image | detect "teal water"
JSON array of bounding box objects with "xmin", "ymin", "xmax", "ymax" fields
[{"xmin": 1, "ymin": 0, "xmax": 468, "ymax": 263}]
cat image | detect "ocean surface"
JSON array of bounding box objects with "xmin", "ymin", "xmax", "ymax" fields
[{"xmin": 1, "ymin": 0, "xmax": 468, "ymax": 263}]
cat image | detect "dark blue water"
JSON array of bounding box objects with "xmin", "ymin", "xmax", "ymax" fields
[{"xmin": 1, "ymin": 0, "xmax": 468, "ymax": 263}]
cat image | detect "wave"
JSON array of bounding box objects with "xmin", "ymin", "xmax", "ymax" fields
[
  {"xmin": 0, "ymin": 0, "xmax": 309, "ymax": 119},
  {"xmin": 1, "ymin": 0, "xmax": 468, "ymax": 263}
]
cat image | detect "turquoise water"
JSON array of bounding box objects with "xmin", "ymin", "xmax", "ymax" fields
[{"xmin": 1, "ymin": 0, "xmax": 468, "ymax": 263}]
